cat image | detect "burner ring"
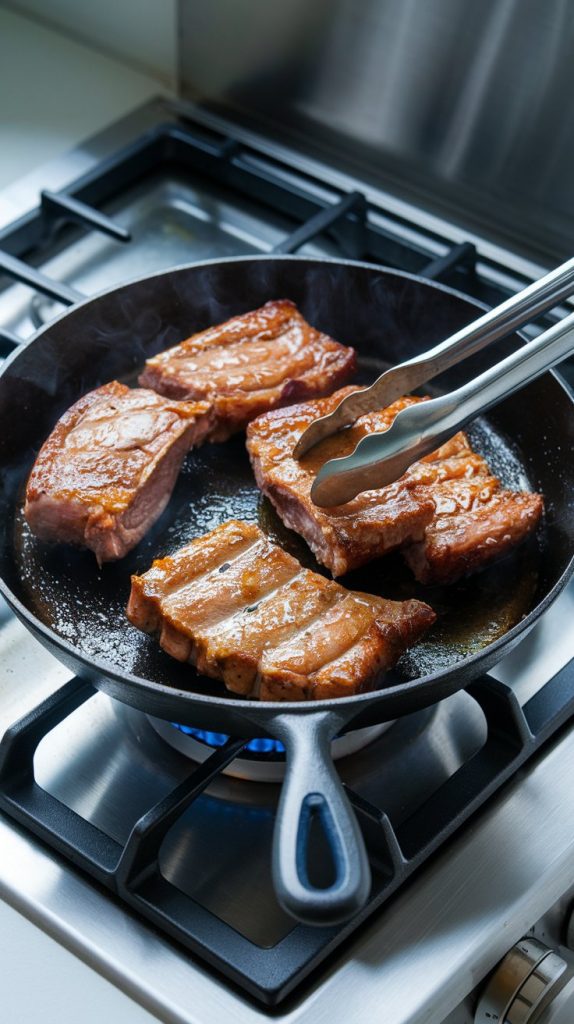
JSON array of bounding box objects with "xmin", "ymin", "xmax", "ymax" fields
[{"xmin": 147, "ymin": 716, "xmax": 394, "ymax": 782}]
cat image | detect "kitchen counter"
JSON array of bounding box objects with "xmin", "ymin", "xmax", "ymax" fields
[
  {"xmin": 1, "ymin": 899, "xmax": 155, "ymax": 1023},
  {"xmin": 0, "ymin": 7, "xmax": 169, "ymax": 190}
]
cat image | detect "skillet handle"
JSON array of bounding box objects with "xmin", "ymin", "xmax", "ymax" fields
[{"xmin": 270, "ymin": 710, "xmax": 371, "ymax": 926}]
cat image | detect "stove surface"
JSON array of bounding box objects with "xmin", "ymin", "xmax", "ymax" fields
[{"xmin": 1, "ymin": 99, "xmax": 570, "ymax": 357}]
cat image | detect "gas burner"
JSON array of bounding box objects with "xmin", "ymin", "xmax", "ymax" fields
[{"xmin": 147, "ymin": 716, "xmax": 393, "ymax": 782}]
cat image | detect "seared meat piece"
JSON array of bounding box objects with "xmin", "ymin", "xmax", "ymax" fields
[
  {"xmin": 403, "ymin": 482, "xmax": 544, "ymax": 585},
  {"xmin": 127, "ymin": 520, "xmax": 436, "ymax": 701},
  {"xmin": 246, "ymin": 390, "xmax": 442, "ymax": 576},
  {"xmin": 247, "ymin": 388, "xmax": 543, "ymax": 583},
  {"xmin": 259, "ymin": 589, "xmax": 434, "ymax": 701},
  {"xmin": 139, "ymin": 300, "xmax": 356, "ymax": 442},
  {"xmin": 25, "ymin": 381, "xmax": 210, "ymax": 564}
]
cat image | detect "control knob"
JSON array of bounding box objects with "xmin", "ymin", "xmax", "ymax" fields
[{"xmin": 475, "ymin": 937, "xmax": 574, "ymax": 1023}]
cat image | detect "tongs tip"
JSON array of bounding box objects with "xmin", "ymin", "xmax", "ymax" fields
[
  {"xmin": 292, "ymin": 433, "xmax": 313, "ymax": 459},
  {"xmin": 293, "ymin": 414, "xmax": 338, "ymax": 459},
  {"xmin": 293, "ymin": 386, "xmax": 370, "ymax": 460}
]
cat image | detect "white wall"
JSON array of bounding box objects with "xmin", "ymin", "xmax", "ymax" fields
[
  {"xmin": 0, "ymin": 7, "xmax": 168, "ymax": 189},
  {"xmin": 2, "ymin": 0, "xmax": 177, "ymax": 87}
]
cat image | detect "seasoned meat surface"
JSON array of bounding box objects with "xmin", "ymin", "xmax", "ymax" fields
[
  {"xmin": 25, "ymin": 381, "xmax": 210, "ymax": 564},
  {"xmin": 247, "ymin": 388, "xmax": 543, "ymax": 582},
  {"xmin": 139, "ymin": 300, "xmax": 356, "ymax": 442},
  {"xmin": 246, "ymin": 390, "xmax": 441, "ymax": 575},
  {"xmin": 127, "ymin": 520, "xmax": 436, "ymax": 701},
  {"xmin": 404, "ymin": 483, "xmax": 544, "ymax": 585}
]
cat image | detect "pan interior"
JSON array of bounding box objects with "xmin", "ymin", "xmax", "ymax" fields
[{"xmin": 11, "ymin": 354, "xmax": 541, "ymax": 699}]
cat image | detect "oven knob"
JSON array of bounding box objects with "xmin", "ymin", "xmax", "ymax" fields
[{"xmin": 474, "ymin": 938, "xmax": 569, "ymax": 1023}]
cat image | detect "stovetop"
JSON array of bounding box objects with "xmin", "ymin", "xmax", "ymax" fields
[
  {"xmin": 3, "ymin": 586, "xmax": 574, "ymax": 1024},
  {"xmin": 1, "ymin": 99, "xmax": 571, "ymax": 355},
  {"xmin": 1, "ymin": 98, "xmax": 574, "ymax": 1024}
]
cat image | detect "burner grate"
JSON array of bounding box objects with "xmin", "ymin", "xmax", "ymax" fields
[
  {"xmin": 0, "ymin": 326, "xmax": 19, "ymax": 355},
  {"xmin": 1, "ymin": 665, "xmax": 574, "ymax": 1006},
  {"xmin": 0, "ymin": 117, "xmax": 525, "ymax": 356}
]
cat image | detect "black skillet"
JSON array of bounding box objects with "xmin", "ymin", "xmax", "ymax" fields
[{"xmin": 1, "ymin": 256, "xmax": 573, "ymax": 927}]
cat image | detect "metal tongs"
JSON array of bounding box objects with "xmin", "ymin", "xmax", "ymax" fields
[{"xmin": 295, "ymin": 256, "xmax": 574, "ymax": 507}]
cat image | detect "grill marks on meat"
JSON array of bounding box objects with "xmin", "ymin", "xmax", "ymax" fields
[
  {"xmin": 126, "ymin": 520, "xmax": 436, "ymax": 701},
  {"xmin": 139, "ymin": 300, "xmax": 356, "ymax": 442},
  {"xmin": 25, "ymin": 381, "xmax": 210, "ymax": 564},
  {"xmin": 247, "ymin": 388, "xmax": 543, "ymax": 583}
]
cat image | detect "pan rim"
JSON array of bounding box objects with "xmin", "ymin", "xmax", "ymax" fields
[{"xmin": 1, "ymin": 253, "xmax": 573, "ymax": 715}]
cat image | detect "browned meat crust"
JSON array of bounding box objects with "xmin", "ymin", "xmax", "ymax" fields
[
  {"xmin": 246, "ymin": 390, "xmax": 446, "ymax": 575},
  {"xmin": 404, "ymin": 483, "xmax": 544, "ymax": 585},
  {"xmin": 246, "ymin": 388, "xmax": 544, "ymax": 583},
  {"xmin": 126, "ymin": 520, "xmax": 436, "ymax": 701},
  {"xmin": 25, "ymin": 381, "xmax": 211, "ymax": 564},
  {"xmin": 139, "ymin": 300, "xmax": 356, "ymax": 442}
]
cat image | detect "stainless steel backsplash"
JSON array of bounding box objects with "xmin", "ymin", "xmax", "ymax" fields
[{"xmin": 179, "ymin": 0, "xmax": 574, "ymax": 266}]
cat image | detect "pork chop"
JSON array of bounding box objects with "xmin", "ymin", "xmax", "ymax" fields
[
  {"xmin": 126, "ymin": 520, "xmax": 436, "ymax": 701},
  {"xmin": 246, "ymin": 388, "xmax": 543, "ymax": 582},
  {"xmin": 246, "ymin": 390, "xmax": 442, "ymax": 575},
  {"xmin": 403, "ymin": 481, "xmax": 544, "ymax": 585},
  {"xmin": 25, "ymin": 381, "xmax": 211, "ymax": 564},
  {"xmin": 139, "ymin": 300, "xmax": 356, "ymax": 442}
]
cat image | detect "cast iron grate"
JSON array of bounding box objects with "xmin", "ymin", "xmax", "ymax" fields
[
  {"xmin": 1, "ymin": 115, "xmax": 525, "ymax": 358},
  {"xmin": 1, "ymin": 663, "xmax": 573, "ymax": 1007}
]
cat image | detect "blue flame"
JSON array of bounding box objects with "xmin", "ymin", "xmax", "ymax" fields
[{"xmin": 171, "ymin": 722, "xmax": 285, "ymax": 755}]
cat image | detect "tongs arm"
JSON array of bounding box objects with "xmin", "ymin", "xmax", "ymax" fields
[
  {"xmin": 311, "ymin": 309, "xmax": 574, "ymax": 507},
  {"xmin": 295, "ymin": 255, "xmax": 574, "ymax": 458}
]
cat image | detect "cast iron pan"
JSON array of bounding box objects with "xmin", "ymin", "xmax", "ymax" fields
[{"xmin": 1, "ymin": 257, "xmax": 573, "ymax": 926}]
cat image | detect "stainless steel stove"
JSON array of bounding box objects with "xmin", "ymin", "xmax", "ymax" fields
[{"xmin": 2, "ymin": 97, "xmax": 574, "ymax": 1024}]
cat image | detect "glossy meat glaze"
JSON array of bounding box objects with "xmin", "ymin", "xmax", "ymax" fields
[
  {"xmin": 139, "ymin": 299, "xmax": 356, "ymax": 441},
  {"xmin": 247, "ymin": 388, "xmax": 543, "ymax": 581},
  {"xmin": 24, "ymin": 381, "xmax": 210, "ymax": 564},
  {"xmin": 127, "ymin": 520, "xmax": 436, "ymax": 700},
  {"xmin": 24, "ymin": 301, "xmax": 356, "ymax": 563}
]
